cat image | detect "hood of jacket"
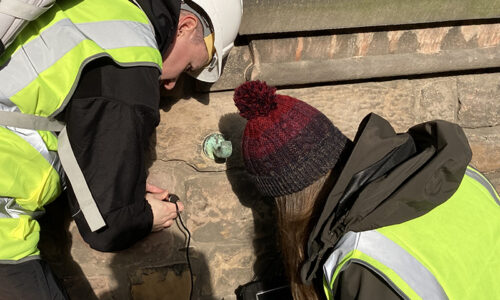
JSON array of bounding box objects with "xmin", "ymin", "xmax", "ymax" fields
[
  {"xmin": 301, "ymin": 113, "xmax": 472, "ymax": 284},
  {"xmin": 135, "ymin": 0, "xmax": 181, "ymax": 56}
]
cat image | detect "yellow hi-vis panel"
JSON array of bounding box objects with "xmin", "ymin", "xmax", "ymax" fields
[
  {"xmin": 377, "ymin": 167, "xmax": 500, "ymax": 299},
  {"xmin": 0, "ymin": 0, "xmax": 162, "ymax": 261},
  {"xmin": 0, "ymin": 127, "xmax": 60, "ymax": 260},
  {"xmin": 324, "ymin": 167, "xmax": 500, "ymax": 299}
]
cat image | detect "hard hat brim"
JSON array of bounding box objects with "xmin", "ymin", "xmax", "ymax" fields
[{"xmin": 185, "ymin": 0, "xmax": 242, "ymax": 83}]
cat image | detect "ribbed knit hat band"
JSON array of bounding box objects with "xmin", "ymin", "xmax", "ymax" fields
[{"xmin": 233, "ymin": 81, "xmax": 349, "ymax": 197}]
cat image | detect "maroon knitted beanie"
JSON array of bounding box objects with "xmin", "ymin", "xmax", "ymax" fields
[{"xmin": 233, "ymin": 80, "xmax": 349, "ymax": 197}]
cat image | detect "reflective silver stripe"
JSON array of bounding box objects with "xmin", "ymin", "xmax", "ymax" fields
[
  {"xmin": 0, "ymin": 0, "xmax": 53, "ymax": 21},
  {"xmin": 323, "ymin": 231, "xmax": 448, "ymax": 299},
  {"xmin": 0, "ymin": 197, "xmax": 44, "ymax": 219},
  {"xmin": 0, "ymin": 111, "xmax": 65, "ymax": 131},
  {"xmin": 2, "ymin": 125, "xmax": 64, "ymax": 181},
  {"xmin": 466, "ymin": 167, "xmax": 500, "ymax": 205},
  {"xmin": 0, "ymin": 15, "xmax": 155, "ymax": 233},
  {"xmin": 0, "ymin": 18, "xmax": 158, "ymax": 98},
  {"xmin": 58, "ymin": 127, "xmax": 105, "ymax": 232},
  {"xmin": 323, "ymin": 231, "xmax": 358, "ymax": 285},
  {"xmin": 0, "ymin": 255, "xmax": 41, "ymax": 264},
  {"xmin": 0, "ymin": 90, "xmax": 16, "ymax": 109}
]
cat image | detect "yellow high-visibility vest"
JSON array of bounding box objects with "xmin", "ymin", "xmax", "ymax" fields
[
  {"xmin": 323, "ymin": 166, "xmax": 500, "ymax": 299},
  {"xmin": 0, "ymin": 0, "xmax": 162, "ymax": 262}
]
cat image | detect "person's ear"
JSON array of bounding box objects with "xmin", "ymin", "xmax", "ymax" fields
[{"xmin": 177, "ymin": 14, "xmax": 198, "ymax": 37}]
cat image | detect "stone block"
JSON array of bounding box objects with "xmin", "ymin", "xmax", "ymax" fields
[
  {"xmin": 239, "ymin": 0, "xmax": 500, "ymax": 35},
  {"xmin": 457, "ymin": 73, "xmax": 500, "ymax": 127},
  {"xmin": 412, "ymin": 77, "xmax": 458, "ymax": 123},
  {"xmin": 147, "ymin": 160, "xmax": 198, "ymax": 205},
  {"xmin": 156, "ymin": 91, "xmax": 238, "ymax": 172},
  {"xmin": 183, "ymin": 172, "xmax": 257, "ymax": 243},
  {"xmin": 199, "ymin": 245, "xmax": 259, "ymax": 299},
  {"xmin": 465, "ymin": 127, "xmax": 500, "ymax": 172},
  {"xmin": 208, "ymin": 23, "xmax": 500, "ymax": 89},
  {"xmin": 483, "ymin": 171, "xmax": 500, "ymax": 193},
  {"xmin": 280, "ymin": 80, "xmax": 418, "ymax": 138}
]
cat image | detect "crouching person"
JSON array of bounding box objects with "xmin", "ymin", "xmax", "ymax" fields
[
  {"xmin": 232, "ymin": 80, "xmax": 500, "ymax": 300},
  {"xmin": 0, "ymin": 0, "xmax": 242, "ymax": 297}
]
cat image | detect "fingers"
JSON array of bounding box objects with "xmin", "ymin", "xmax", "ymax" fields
[
  {"xmin": 175, "ymin": 201, "xmax": 184, "ymax": 212},
  {"xmin": 145, "ymin": 187, "xmax": 169, "ymax": 201},
  {"xmin": 148, "ymin": 197, "xmax": 185, "ymax": 232},
  {"xmin": 158, "ymin": 189, "xmax": 170, "ymax": 201},
  {"xmin": 146, "ymin": 183, "xmax": 164, "ymax": 193},
  {"xmin": 145, "ymin": 192, "xmax": 163, "ymax": 202},
  {"xmin": 161, "ymin": 219, "xmax": 174, "ymax": 228},
  {"xmin": 146, "ymin": 183, "xmax": 169, "ymax": 200}
]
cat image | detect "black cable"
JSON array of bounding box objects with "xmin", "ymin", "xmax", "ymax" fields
[{"xmin": 174, "ymin": 201, "xmax": 193, "ymax": 300}]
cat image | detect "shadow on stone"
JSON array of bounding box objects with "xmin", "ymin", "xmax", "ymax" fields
[
  {"xmin": 219, "ymin": 113, "xmax": 287, "ymax": 288},
  {"xmin": 97, "ymin": 225, "xmax": 214, "ymax": 300},
  {"xmin": 159, "ymin": 75, "xmax": 210, "ymax": 114},
  {"xmin": 39, "ymin": 193, "xmax": 214, "ymax": 299},
  {"xmin": 39, "ymin": 192, "xmax": 99, "ymax": 300}
]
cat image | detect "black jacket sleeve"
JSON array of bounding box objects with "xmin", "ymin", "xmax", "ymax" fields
[
  {"xmin": 331, "ymin": 263, "xmax": 403, "ymax": 300},
  {"xmin": 61, "ymin": 58, "xmax": 160, "ymax": 252}
]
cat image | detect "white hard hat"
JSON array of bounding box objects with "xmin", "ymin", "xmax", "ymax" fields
[{"xmin": 182, "ymin": 0, "xmax": 243, "ymax": 83}]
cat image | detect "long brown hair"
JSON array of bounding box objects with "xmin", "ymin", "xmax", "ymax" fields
[{"xmin": 275, "ymin": 170, "xmax": 336, "ymax": 300}]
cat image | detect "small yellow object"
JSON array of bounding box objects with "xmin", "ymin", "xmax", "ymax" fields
[{"xmin": 204, "ymin": 33, "xmax": 215, "ymax": 65}]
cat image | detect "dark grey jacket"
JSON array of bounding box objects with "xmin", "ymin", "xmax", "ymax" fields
[{"xmin": 301, "ymin": 113, "xmax": 472, "ymax": 299}]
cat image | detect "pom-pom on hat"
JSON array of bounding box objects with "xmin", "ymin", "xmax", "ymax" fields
[{"xmin": 233, "ymin": 80, "xmax": 349, "ymax": 197}]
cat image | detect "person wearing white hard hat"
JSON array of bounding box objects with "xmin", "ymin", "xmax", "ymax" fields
[{"xmin": 0, "ymin": 0, "xmax": 242, "ymax": 298}]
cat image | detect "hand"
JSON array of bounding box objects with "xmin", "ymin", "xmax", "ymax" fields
[{"xmin": 145, "ymin": 183, "xmax": 184, "ymax": 232}]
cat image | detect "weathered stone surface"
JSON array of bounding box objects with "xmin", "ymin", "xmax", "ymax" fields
[
  {"xmin": 199, "ymin": 245, "xmax": 256, "ymax": 299},
  {"xmin": 248, "ymin": 26, "xmax": 500, "ymax": 86},
  {"xmin": 177, "ymin": 22, "xmax": 500, "ymax": 91},
  {"xmin": 484, "ymin": 171, "xmax": 500, "ymax": 192},
  {"xmin": 147, "ymin": 161, "xmax": 280, "ymax": 298},
  {"xmin": 412, "ymin": 77, "xmax": 458, "ymax": 123},
  {"xmin": 202, "ymin": 23, "xmax": 500, "ymax": 90},
  {"xmin": 155, "ymin": 91, "xmax": 238, "ymax": 172},
  {"xmin": 457, "ymin": 73, "xmax": 500, "ymax": 128},
  {"xmin": 464, "ymin": 127, "xmax": 500, "ymax": 172},
  {"xmin": 249, "ymin": 25, "xmax": 500, "ymax": 64},
  {"xmin": 184, "ymin": 172, "xmax": 256, "ymax": 243},
  {"xmin": 239, "ymin": 0, "xmax": 500, "ymax": 35},
  {"xmin": 280, "ymin": 80, "xmax": 418, "ymax": 138}
]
